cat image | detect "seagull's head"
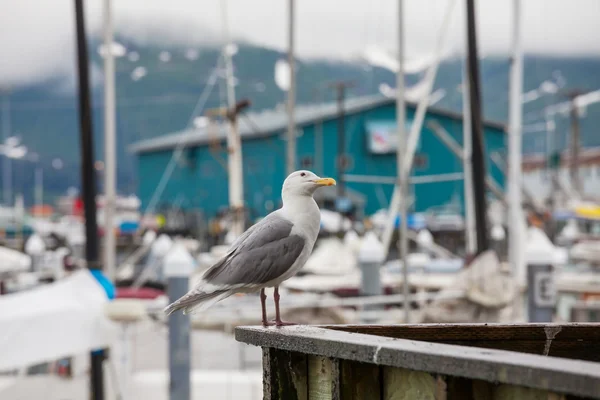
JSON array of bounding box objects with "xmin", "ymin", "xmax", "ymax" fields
[{"xmin": 282, "ymin": 170, "xmax": 336, "ymax": 197}]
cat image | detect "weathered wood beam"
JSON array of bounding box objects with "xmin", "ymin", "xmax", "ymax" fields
[
  {"xmin": 236, "ymin": 325, "xmax": 600, "ymax": 399},
  {"xmin": 322, "ymin": 323, "xmax": 600, "ymax": 362}
]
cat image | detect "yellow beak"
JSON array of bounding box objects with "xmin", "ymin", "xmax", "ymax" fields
[{"xmin": 313, "ymin": 177, "xmax": 336, "ymax": 186}]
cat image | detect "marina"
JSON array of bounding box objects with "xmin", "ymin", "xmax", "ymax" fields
[{"xmin": 2, "ymin": 0, "xmax": 600, "ymax": 399}]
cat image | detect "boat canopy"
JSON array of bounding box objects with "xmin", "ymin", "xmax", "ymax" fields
[{"xmin": 0, "ymin": 270, "xmax": 116, "ymax": 371}]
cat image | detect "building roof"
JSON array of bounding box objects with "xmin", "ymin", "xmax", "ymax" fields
[
  {"xmin": 522, "ymin": 146, "xmax": 600, "ymax": 171},
  {"xmin": 130, "ymin": 94, "xmax": 506, "ymax": 154}
]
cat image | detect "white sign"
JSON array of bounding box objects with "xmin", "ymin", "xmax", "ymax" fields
[
  {"xmin": 365, "ymin": 120, "xmax": 415, "ymax": 154},
  {"xmin": 533, "ymin": 271, "xmax": 556, "ymax": 307}
]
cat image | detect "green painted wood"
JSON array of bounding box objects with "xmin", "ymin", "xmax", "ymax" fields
[
  {"xmin": 383, "ymin": 367, "xmax": 438, "ymax": 400},
  {"xmin": 263, "ymin": 348, "xmax": 308, "ymax": 400},
  {"xmin": 308, "ymin": 356, "xmax": 333, "ymax": 400},
  {"xmin": 339, "ymin": 360, "xmax": 381, "ymax": 400}
]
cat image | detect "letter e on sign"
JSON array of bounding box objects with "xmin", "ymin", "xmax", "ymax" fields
[{"xmin": 534, "ymin": 271, "xmax": 556, "ymax": 307}]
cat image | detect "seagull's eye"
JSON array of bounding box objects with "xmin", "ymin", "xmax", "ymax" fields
[{"xmin": 300, "ymin": 172, "xmax": 306, "ymax": 177}]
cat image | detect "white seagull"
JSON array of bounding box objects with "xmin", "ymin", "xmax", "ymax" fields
[{"xmin": 164, "ymin": 170, "xmax": 336, "ymax": 326}]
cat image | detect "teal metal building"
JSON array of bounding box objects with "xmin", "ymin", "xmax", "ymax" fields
[{"xmin": 130, "ymin": 94, "xmax": 506, "ymax": 219}]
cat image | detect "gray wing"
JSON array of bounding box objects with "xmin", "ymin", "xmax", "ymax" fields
[{"xmin": 202, "ymin": 212, "xmax": 306, "ymax": 286}]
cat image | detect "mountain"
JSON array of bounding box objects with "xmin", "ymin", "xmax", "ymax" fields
[{"xmin": 2, "ymin": 35, "xmax": 600, "ymax": 205}]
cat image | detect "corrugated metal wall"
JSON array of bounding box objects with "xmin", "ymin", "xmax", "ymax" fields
[{"xmin": 137, "ymin": 102, "xmax": 505, "ymax": 219}]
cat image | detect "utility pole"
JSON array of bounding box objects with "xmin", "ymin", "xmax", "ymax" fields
[
  {"xmin": 508, "ymin": 0, "xmax": 524, "ymax": 282},
  {"xmin": 103, "ymin": 0, "xmax": 117, "ymax": 283},
  {"xmin": 465, "ymin": 0, "xmax": 490, "ymax": 255},
  {"xmin": 73, "ymin": 1, "xmax": 104, "ymax": 399},
  {"xmin": 396, "ymin": 0, "xmax": 409, "ymax": 323},
  {"xmin": 564, "ymin": 89, "xmax": 583, "ymax": 195},
  {"xmin": 286, "ymin": 0, "xmax": 296, "ymax": 175},
  {"xmin": 1, "ymin": 89, "xmax": 11, "ymax": 206},
  {"xmin": 220, "ymin": 0, "xmax": 244, "ymax": 238},
  {"xmin": 328, "ymin": 81, "xmax": 355, "ymax": 198}
]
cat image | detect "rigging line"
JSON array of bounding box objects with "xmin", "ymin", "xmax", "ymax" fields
[{"xmin": 141, "ymin": 55, "xmax": 224, "ymax": 218}]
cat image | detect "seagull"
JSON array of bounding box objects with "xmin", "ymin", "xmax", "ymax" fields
[{"xmin": 164, "ymin": 170, "xmax": 336, "ymax": 326}]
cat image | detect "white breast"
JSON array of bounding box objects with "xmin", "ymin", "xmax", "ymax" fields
[
  {"xmin": 269, "ymin": 197, "xmax": 321, "ymax": 285},
  {"xmin": 281, "ymin": 196, "xmax": 321, "ymax": 246}
]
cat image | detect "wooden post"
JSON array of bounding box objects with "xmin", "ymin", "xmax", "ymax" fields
[
  {"xmin": 308, "ymin": 356, "xmax": 333, "ymax": 399},
  {"xmin": 339, "ymin": 361, "xmax": 381, "ymax": 400},
  {"xmin": 383, "ymin": 367, "xmax": 438, "ymax": 400},
  {"xmin": 263, "ymin": 348, "xmax": 308, "ymax": 400}
]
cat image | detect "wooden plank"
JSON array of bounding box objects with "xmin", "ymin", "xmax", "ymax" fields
[
  {"xmin": 445, "ymin": 377, "xmax": 494, "ymax": 400},
  {"xmin": 323, "ymin": 323, "xmax": 600, "ymax": 342},
  {"xmin": 236, "ymin": 326, "xmax": 600, "ymax": 399},
  {"xmin": 331, "ymin": 358, "xmax": 342, "ymax": 400},
  {"xmin": 383, "ymin": 367, "xmax": 438, "ymax": 400},
  {"xmin": 263, "ymin": 348, "xmax": 275, "ymax": 400},
  {"xmin": 308, "ymin": 356, "xmax": 333, "ymax": 400},
  {"xmin": 492, "ymin": 385, "xmax": 565, "ymax": 400},
  {"xmin": 435, "ymin": 375, "xmax": 447, "ymax": 400},
  {"xmin": 401, "ymin": 339, "xmax": 600, "ymax": 362},
  {"xmin": 339, "ymin": 360, "xmax": 381, "ymax": 400},
  {"xmin": 263, "ymin": 348, "xmax": 307, "ymax": 400},
  {"xmin": 323, "ymin": 324, "xmax": 600, "ymax": 362}
]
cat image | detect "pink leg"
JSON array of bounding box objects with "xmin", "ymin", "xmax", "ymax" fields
[
  {"xmin": 274, "ymin": 286, "xmax": 296, "ymax": 327},
  {"xmin": 260, "ymin": 289, "xmax": 273, "ymax": 327}
]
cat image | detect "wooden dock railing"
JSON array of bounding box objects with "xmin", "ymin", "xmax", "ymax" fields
[{"xmin": 235, "ymin": 323, "xmax": 600, "ymax": 399}]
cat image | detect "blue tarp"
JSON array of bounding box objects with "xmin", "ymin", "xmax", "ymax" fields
[
  {"xmin": 89, "ymin": 269, "xmax": 115, "ymax": 355},
  {"xmin": 89, "ymin": 269, "xmax": 116, "ymax": 300},
  {"xmin": 394, "ymin": 214, "xmax": 427, "ymax": 230},
  {"xmin": 394, "ymin": 213, "xmax": 427, "ymax": 230},
  {"xmin": 119, "ymin": 221, "xmax": 139, "ymax": 234}
]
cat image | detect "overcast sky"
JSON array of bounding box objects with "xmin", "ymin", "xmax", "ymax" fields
[{"xmin": 1, "ymin": 0, "xmax": 599, "ymax": 87}]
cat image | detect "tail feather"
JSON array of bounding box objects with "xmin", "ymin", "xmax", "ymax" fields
[
  {"xmin": 163, "ymin": 289, "xmax": 230, "ymax": 316},
  {"xmin": 182, "ymin": 291, "xmax": 232, "ymax": 315}
]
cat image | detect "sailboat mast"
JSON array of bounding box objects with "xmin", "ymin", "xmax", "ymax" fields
[
  {"xmin": 465, "ymin": 0, "xmax": 490, "ymax": 254},
  {"xmin": 1, "ymin": 91, "xmax": 11, "ymax": 206},
  {"xmin": 462, "ymin": 54, "xmax": 476, "ymax": 255},
  {"xmin": 221, "ymin": 0, "xmax": 244, "ymax": 237},
  {"xmin": 103, "ymin": 0, "xmax": 117, "ymax": 282},
  {"xmin": 73, "ymin": 0, "xmax": 104, "ymax": 398},
  {"xmin": 508, "ymin": 0, "xmax": 524, "ymax": 279},
  {"xmin": 396, "ymin": 0, "xmax": 409, "ymax": 323},
  {"xmin": 286, "ymin": 0, "xmax": 296, "ymax": 175}
]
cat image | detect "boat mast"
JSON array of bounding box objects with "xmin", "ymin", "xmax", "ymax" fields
[
  {"xmin": 465, "ymin": 0, "xmax": 490, "ymax": 254},
  {"xmin": 1, "ymin": 90, "xmax": 11, "ymax": 206},
  {"xmin": 221, "ymin": 0, "xmax": 244, "ymax": 238},
  {"xmin": 462, "ymin": 47, "xmax": 476, "ymax": 255},
  {"xmin": 286, "ymin": 0, "xmax": 296, "ymax": 175},
  {"xmin": 103, "ymin": 0, "xmax": 117, "ymax": 282},
  {"xmin": 73, "ymin": 0, "xmax": 105, "ymax": 398},
  {"xmin": 395, "ymin": 0, "xmax": 409, "ymax": 323},
  {"xmin": 508, "ymin": 0, "xmax": 524, "ymax": 280}
]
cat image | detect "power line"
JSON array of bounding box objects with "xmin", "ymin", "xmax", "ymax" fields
[{"xmin": 141, "ymin": 58, "xmax": 223, "ymax": 218}]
